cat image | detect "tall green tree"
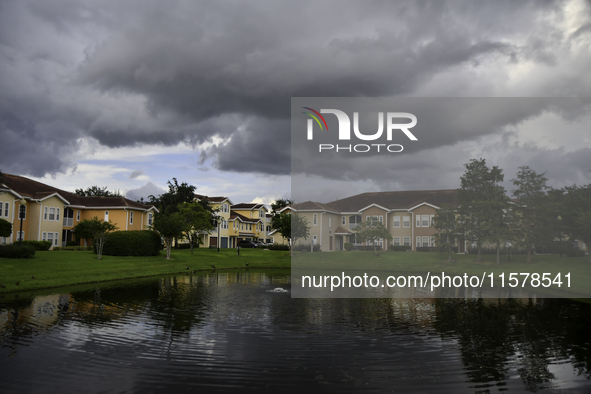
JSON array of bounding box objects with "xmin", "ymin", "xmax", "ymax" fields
[
  {"xmin": 270, "ymin": 198, "xmax": 293, "ymax": 232},
  {"xmin": 150, "ymin": 212, "xmax": 186, "ymax": 259},
  {"xmin": 148, "ymin": 178, "xmax": 198, "ymax": 248},
  {"xmin": 178, "ymin": 201, "xmax": 216, "ymax": 253},
  {"xmin": 73, "ymin": 217, "xmax": 118, "ymax": 260},
  {"xmin": 75, "ymin": 185, "xmax": 122, "ymax": 197},
  {"xmin": 561, "ymin": 184, "xmax": 591, "ymax": 263},
  {"xmin": 511, "ymin": 166, "xmax": 552, "ymax": 264},
  {"xmin": 458, "ymin": 158, "xmax": 507, "ymax": 262},
  {"xmin": 433, "ymin": 204, "xmax": 460, "ymax": 263},
  {"xmin": 280, "ymin": 212, "xmax": 309, "ymax": 255},
  {"xmin": 354, "ymin": 220, "xmax": 392, "ymax": 256}
]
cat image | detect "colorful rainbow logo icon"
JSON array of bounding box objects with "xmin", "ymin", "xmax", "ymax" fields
[{"xmin": 302, "ymin": 107, "xmax": 329, "ymax": 131}]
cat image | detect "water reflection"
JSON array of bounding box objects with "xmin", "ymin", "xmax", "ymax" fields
[{"xmin": 1, "ymin": 270, "xmax": 590, "ymax": 393}]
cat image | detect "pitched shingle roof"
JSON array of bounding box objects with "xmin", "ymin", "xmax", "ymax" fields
[
  {"xmin": 294, "ymin": 190, "xmax": 459, "ymax": 213},
  {"xmin": 2, "ymin": 173, "xmax": 156, "ymax": 210}
]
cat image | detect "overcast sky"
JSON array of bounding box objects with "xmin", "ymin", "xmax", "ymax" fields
[{"xmin": 1, "ymin": 0, "xmax": 590, "ymax": 205}]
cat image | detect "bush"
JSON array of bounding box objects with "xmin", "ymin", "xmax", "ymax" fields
[
  {"xmin": 268, "ymin": 243, "xmax": 289, "ymax": 251},
  {"xmin": 388, "ymin": 245, "xmax": 412, "ymax": 252},
  {"xmin": 0, "ymin": 244, "xmax": 35, "ymax": 258},
  {"xmin": 101, "ymin": 230, "xmax": 162, "ymax": 256},
  {"xmin": 53, "ymin": 246, "xmax": 93, "ymax": 251},
  {"xmin": 66, "ymin": 240, "xmax": 79, "ymax": 247},
  {"xmin": 21, "ymin": 240, "xmax": 52, "ymax": 251},
  {"xmin": 292, "ymin": 243, "xmax": 321, "ymax": 252},
  {"xmin": 344, "ymin": 242, "xmax": 354, "ymax": 251}
]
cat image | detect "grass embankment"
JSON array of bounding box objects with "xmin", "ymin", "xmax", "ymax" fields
[
  {"xmin": 293, "ymin": 251, "xmax": 591, "ymax": 297},
  {"xmin": 0, "ymin": 248, "xmax": 290, "ymax": 294}
]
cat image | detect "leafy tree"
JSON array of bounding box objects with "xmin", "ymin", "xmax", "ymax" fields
[
  {"xmin": 178, "ymin": 201, "xmax": 216, "ymax": 253},
  {"xmin": 511, "ymin": 166, "xmax": 552, "ymax": 264},
  {"xmin": 73, "ymin": 217, "xmax": 118, "ymax": 259},
  {"xmin": 561, "ymin": 184, "xmax": 591, "ymax": 263},
  {"xmin": 458, "ymin": 158, "xmax": 506, "ymax": 262},
  {"xmin": 148, "ymin": 178, "xmax": 197, "ymax": 248},
  {"xmin": 354, "ymin": 219, "xmax": 392, "ymax": 256},
  {"xmin": 433, "ymin": 204, "xmax": 460, "ymax": 263},
  {"xmin": 150, "ymin": 212, "xmax": 186, "ymax": 259},
  {"xmin": 270, "ymin": 198, "xmax": 293, "ymax": 231},
  {"xmin": 75, "ymin": 185, "xmax": 122, "ymax": 197},
  {"xmin": 0, "ymin": 218, "xmax": 12, "ymax": 238},
  {"xmin": 276, "ymin": 212, "xmax": 309, "ymax": 255}
]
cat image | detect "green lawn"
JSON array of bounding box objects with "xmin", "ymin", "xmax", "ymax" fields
[
  {"xmin": 2, "ymin": 248, "xmax": 589, "ymax": 297},
  {"xmin": 292, "ymin": 250, "xmax": 591, "ymax": 297},
  {"xmin": 0, "ymin": 248, "xmax": 290, "ymax": 294}
]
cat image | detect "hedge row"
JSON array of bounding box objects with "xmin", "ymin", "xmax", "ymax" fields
[
  {"xmin": 267, "ymin": 244, "xmax": 289, "ymax": 251},
  {"xmin": 20, "ymin": 240, "xmax": 52, "ymax": 251},
  {"xmin": 101, "ymin": 230, "xmax": 162, "ymax": 256},
  {"xmin": 0, "ymin": 244, "xmax": 35, "ymax": 258}
]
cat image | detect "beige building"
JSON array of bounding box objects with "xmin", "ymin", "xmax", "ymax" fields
[{"xmin": 293, "ymin": 190, "xmax": 459, "ymax": 252}]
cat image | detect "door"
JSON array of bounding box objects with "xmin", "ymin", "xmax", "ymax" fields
[{"xmin": 221, "ymin": 237, "xmax": 228, "ymax": 248}]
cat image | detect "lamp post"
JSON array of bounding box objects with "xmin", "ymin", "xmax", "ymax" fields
[{"xmin": 18, "ymin": 198, "xmax": 26, "ymax": 244}]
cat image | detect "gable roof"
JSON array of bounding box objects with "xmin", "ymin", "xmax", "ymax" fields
[
  {"xmin": 231, "ymin": 203, "xmax": 267, "ymax": 211},
  {"xmin": 324, "ymin": 189, "xmax": 459, "ymax": 212},
  {"xmin": 2, "ymin": 173, "xmax": 157, "ymax": 211}
]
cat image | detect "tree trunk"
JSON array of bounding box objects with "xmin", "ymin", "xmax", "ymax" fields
[
  {"xmin": 496, "ymin": 240, "xmax": 500, "ymax": 265},
  {"xmin": 188, "ymin": 233, "xmax": 194, "ymax": 254}
]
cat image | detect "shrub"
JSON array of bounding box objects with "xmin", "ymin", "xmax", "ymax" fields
[
  {"xmin": 292, "ymin": 243, "xmax": 321, "ymax": 252},
  {"xmin": 388, "ymin": 245, "xmax": 412, "ymax": 252},
  {"xmin": 21, "ymin": 240, "xmax": 52, "ymax": 251},
  {"xmin": 101, "ymin": 230, "xmax": 162, "ymax": 256},
  {"xmin": 268, "ymin": 243, "xmax": 289, "ymax": 251},
  {"xmin": 0, "ymin": 244, "xmax": 35, "ymax": 258},
  {"xmin": 66, "ymin": 240, "xmax": 79, "ymax": 247},
  {"xmin": 344, "ymin": 242, "xmax": 354, "ymax": 251}
]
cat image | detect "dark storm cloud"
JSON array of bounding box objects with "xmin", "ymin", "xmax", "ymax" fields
[
  {"xmin": 125, "ymin": 181, "xmax": 166, "ymax": 201},
  {"xmin": 1, "ymin": 0, "xmax": 590, "ymax": 180}
]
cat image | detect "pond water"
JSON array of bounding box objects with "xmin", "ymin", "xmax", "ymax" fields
[{"xmin": 1, "ymin": 270, "xmax": 590, "ymax": 393}]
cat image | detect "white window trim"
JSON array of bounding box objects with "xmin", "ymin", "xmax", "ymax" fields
[
  {"xmin": 130, "ymin": 211, "xmax": 134, "ymax": 225},
  {"xmin": 313, "ymin": 213, "xmax": 318, "ymax": 226},
  {"xmin": 342, "ymin": 216, "xmax": 346, "ymax": 226},
  {"xmin": 3, "ymin": 202, "xmax": 8, "ymax": 217},
  {"xmin": 403, "ymin": 236, "xmax": 410, "ymax": 246},
  {"xmin": 393, "ymin": 216, "xmax": 400, "ymax": 228},
  {"xmin": 422, "ymin": 215, "xmax": 429, "ymax": 227},
  {"xmin": 104, "ymin": 210, "xmax": 109, "ymax": 222},
  {"xmin": 77, "ymin": 210, "xmax": 81, "ymax": 221},
  {"xmin": 393, "ymin": 236, "xmax": 400, "ymax": 246},
  {"xmin": 0, "ymin": 202, "xmax": 3, "ymax": 218},
  {"xmin": 54, "ymin": 232, "xmax": 59, "ymax": 246},
  {"xmin": 416, "ymin": 215, "xmax": 421, "ymax": 227},
  {"xmin": 403, "ymin": 216, "xmax": 410, "ymax": 228}
]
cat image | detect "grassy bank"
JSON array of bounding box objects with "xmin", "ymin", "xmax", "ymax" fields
[
  {"xmin": 0, "ymin": 248, "xmax": 290, "ymax": 294},
  {"xmin": 293, "ymin": 250, "xmax": 591, "ymax": 297}
]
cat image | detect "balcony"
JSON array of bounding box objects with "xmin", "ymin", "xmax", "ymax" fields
[{"xmin": 63, "ymin": 217, "xmax": 74, "ymax": 227}]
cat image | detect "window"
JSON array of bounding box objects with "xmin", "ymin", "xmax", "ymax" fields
[
  {"xmin": 56, "ymin": 208, "xmax": 60, "ymax": 221},
  {"xmin": 422, "ymin": 236, "xmax": 429, "ymax": 247},
  {"xmin": 430, "ymin": 236, "xmax": 435, "ymax": 247},
  {"xmin": 266, "ymin": 225, "xmax": 271, "ymax": 232},
  {"xmin": 148, "ymin": 213, "xmax": 153, "ymax": 226},
  {"xmin": 393, "ymin": 216, "xmax": 400, "ymax": 228},
  {"xmin": 42, "ymin": 232, "xmax": 47, "ymax": 241},
  {"xmin": 313, "ymin": 235, "xmax": 317, "ymax": 245},
  {"xmin": 422, "ymin": 215, "xmax": 429, "ymax": 227},
  {"xmin": 130, "ymin": 211, "xmax": 134, "ymax": 225},
  {"xmin": 48, "ymin": 207, "xmax": 55, "ymax": 221},
  {"xmin": 3, "ymin": 203, "xmax": 8, "ymax": 217},
  {"xmin": 403, "ymin": 236, "xmax": 410, "ymax": 246},
  {"xmin": 47, "ymin": 232, "xmax": 53, "ymax": 244},
  {"xmin": 17, "ymin": 231, "xmax": 24, "ymax": 241},
  {"xmin": 342, "ymin": 216, "xmax": 346, "ymax": 226},
  {"xmin": 403, "ymin": 216, "xmax": 410, "ymax": 228},
  {"xmin": 104, "ymin": 211, "xmax": 109, "ymax": 222},
  {"xmin": 260, "ymin": 210, "xmax": 264, "ymax": 218},
  {"xmin": 416, "ymin": 236, "xmax": 421, "ymax": 247},
  {"xmin": 430, "ymin": 215, "xmax": 434, "ymax": 227},
  {"xmin": 393, "ymin": 237, "xmax": 400, "ymax": 246},
  {"xmin": 329, "ymin": 215, "xmax": 331, "ymax": 228},
  {"xmin": 416, "ymin": 215, "xmax": 421, "ymax": 227},
  {"xmin": 77, "ymin": 210, "xmax": 80, "ymax": 221},
  {"xmin": 313, "ymin": 213, "xmax": 317, "ymax": 226},
  {"xmin": 0, "ymin": 202, "xmax": 2, "ymax": 217},
  {"xmin": 54, "ymin": 232, "xmax": 59, "ymax": 246}
]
